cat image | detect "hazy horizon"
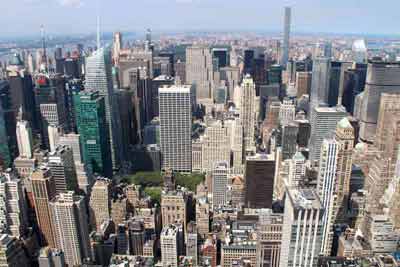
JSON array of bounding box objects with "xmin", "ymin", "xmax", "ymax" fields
[{"xmin": 1, "ymin": 0, "xmax": 400, "ymax": 37}]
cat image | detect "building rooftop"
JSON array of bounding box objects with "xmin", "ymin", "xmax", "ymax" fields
[
  {"xmin": 287, "ymin": 187, "xmax": 323, "ymax": 211},
  {"xmin": 159, "ymin": 84, "xmax": 192, "ymax": 93}
]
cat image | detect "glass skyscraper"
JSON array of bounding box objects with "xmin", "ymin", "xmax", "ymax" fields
[
  {"xmin": 85, "ymin": 47, "xmax": 122, "ymax": 172},
  {"xmin": 73, "ymin": 90, "xmax": 112, "ymax": 178}
]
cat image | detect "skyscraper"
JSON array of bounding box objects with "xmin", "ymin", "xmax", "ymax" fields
[
  {"xmin": 237, "ymin": 75, "xmax": 256, "ymax": 152},
  {"xmin": 280, "ymin": 187, "xmax": 324, "ymax": 267},
  {"xmin": 89, "ymin": 178, "xmax": 111, "ymax": 230},
  {"xmin": 309, "ymin": 106, "xmax": 347, "ymax": 163},
  {"xmin": 358, "ymin": 62, "xmax": 400, "ymax": 142},
  {"xmin": 244, "ymin": 154, "xmax": 275, "ymax": 209},
  {"xmin": 0, "ymin": 170, "xmax": 28, "ymax": 237},
  {"xmin": 310, "ymin": 57, "xmax": 331, "ymax": 115},
  {"xmin": 159, "ymin": 85, "xmax": 192, "ymax": 172},
  {"xmin": 48, "ymin": 145, "xmax": 78, "ymax": 194},
  {"xmin": 16, "ymin": 120, "xmax": 33, "ymax": 159},
  {"xmin": 50, "ymin": 191, "xmax": 91, "ymax": 267},
  {"xmin": 85, "ymin": 47, "xmax": 123, "ymax": 171},
  {"xmin": 317, "ymin": 139, "xmax": 339, "ymax": 256},
  {"xmin": 31, "ymin": 167, "xmax": 57, "ymax": 247},
  {"xmin": 74, "ymin": 90, "xmax": 112, "ymax": 177},
  {"xmin": 186, "ymin": 46, "xmax": 214, "ymax": 99},
  {"xmin": 281, "ymin": 7, "xmax": 291, "ymax": 68},
  {"xmin": 212, "ymin": 161, "xmax": 229, "ymax": 210}
]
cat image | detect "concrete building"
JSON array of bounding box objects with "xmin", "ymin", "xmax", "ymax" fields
[
  {"xmin": 0, "ymin": 170, "xmax": 28, "ymax": 237},
  {"xmin": 48, "ymin": 145, "xmax": 77, "ymax": 194},
  {"xmin": 237, "ymin": 75, "xmax": 256, "ymax": 152},
  {"xmin": 280, "ymin": 187, "xmax": 324, "ymax": 267},
  {"xmin": 160, "ymin": 224, "xmax": 181, "ymax": 267},
  {"xmin": 161, "ymin": 188, "xmax": 188, "ymax": 232},
  {"xmin": 196, "ymin": 196, "xmax": 210, "ymax": 237},
  {"xmin": 309, "ymin": 106, "xmax": 347, "ymax": 163},
  {"xmin": 50, "ymin": 192, "xmax": 90, "ymax": 266},
  {"xmin": 221, "ymin": 242, "xmax": 257, "ymax": 267},
  {"xmin": 186, "ymin": 46, "xmax": 214, "ymax": 99},
  {"xmin": 0, "ymin": 234, "xmax": 30, "ymax": 267},
  {"xmin": 31, "ymin": 167, "xmax": 57, "ymax": 247},
  {"xmin": 296, "ymin": 72, "xmax": 312, "ymax": 98},
  {"xmin": 16, "ymin": 120, "xmax": 33, "ymax": 159},
  {"xmin": 256, "ymin": 209, "xmax": 283, "ymax": 267},
  {"xmin": 159, "ymin": 85, "xmax": 193, "ymax": 172},
  {"xmin": 279, "ymin": 98, "xmax": 296, "ymax": 126},
  {"xmin": 287, "ymin": 151, "xmax": 306, "ymax": 188},
  {"xmin": 310, "ymin": 57, "xmax": 330, "ymax": 116},
  {"xmin": 212, "ymin": 161, "xmax": 229, "ymax": 210},
  {"xmin": 89, "ymin": 178, "xmax": 111, "ymax": 231}
]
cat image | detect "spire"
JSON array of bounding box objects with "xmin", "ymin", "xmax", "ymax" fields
[
  {"xmin": 96, "ymin": 0, "xmax": 101, "ymax": 50},
  {"xmin": 40, "ymin": 25, "xmax": 48, "ymax": 72}
]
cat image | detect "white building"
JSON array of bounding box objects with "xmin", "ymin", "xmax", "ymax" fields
[
  {"xmin": 50, "ymin": 192, "xmax": 91, "ymax": 267},
  {"xmin": 16, "ymin": 120, "xmax": 33, "ymax": 158},
  {"xmin": 280, "ymin": 187, "xmax": 324, "ymax": 267},
  {"xmin": 160, "ymin": 224, "xmax": 180, "ymax": 267},
  {"xmin": 279, "ymin": 98, "xmax": 296, "ymax": 126},
  {"xmin": 212, "ymin": 161, "xmax": 229, "ymax": 210},
  {"xmin": 317, "ymin": 139, "xmax": 339, "ymax": 256},
  {"xmin": 159, "ymin": 85, "xmax": 193, "ymax": 172},
  {"xmin": 287, "ymin": 151, "xmax": 306, "ymax": 187}
]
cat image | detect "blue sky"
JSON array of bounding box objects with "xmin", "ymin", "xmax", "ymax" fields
[{"xmin": 2, "ymin": 0, "xmax": 399, "ymax": 36}]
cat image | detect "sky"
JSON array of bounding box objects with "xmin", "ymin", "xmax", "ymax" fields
[{"xmin": 1, "ymin": 0, "xmax": 399, "ymax": 37}]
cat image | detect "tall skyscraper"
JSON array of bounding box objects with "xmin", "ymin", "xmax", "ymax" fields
[
  {"xmin": 281, "ymin": 7, "xmax": 291, "ymax": 68},
  {"xmin": 159, "ymin": 85, "xmax": 192, "ymax": 172},
  {"xmin": 31, "ymin": 167, "xmax": 57, "ymax": 247},
  {"xmin": 309, "ymin": 106, "xmax": 347, "ymax": 163},
  {"xmin": 317, "ymin": 139, "xmax": 339, "ymax": 256},
  {"xmin": 186, "ymin": 46, "xmax": 214, "ymax": 99},
  {"xmin": 50, "ymin": 191, "xmax": 91, "ymax": 267},
  {"xmin": 334, "ymin": 118, "xmax": 354, "ymax": 222},
  {"xmin": 89, "ymin": 178, "xmax": 111, "ymax": 230},
  {"xmin": 212, "ymin": 161, "xmax": 229, "ymax": 210},
  {"xmin": 310, "ymin": 57, "xmax": 331, "ymax": 115},
  {"xmin": 85, "ymin": 47, "xmax": 123, "ymax": 171},
  {"xmin": 357, "ymin": 62, "xmax": 400, "ymax": 142},
  {"xmin": 244, "ymin": 154, "xmax": 275, "ymax": 209},
  {"xmin": 74, "ymin": 90, "xmax": 112, "ymax": 177},
  {"xmin": 113, "ymin": 32, "xmax": 122, "ymax": 65},
  {"xmin": 237, "ymin": 75, "xmax": 256, "ymax": 152}
]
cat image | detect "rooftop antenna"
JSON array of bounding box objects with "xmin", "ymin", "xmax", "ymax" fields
[
  {"xmin": 96, "ymin": 0, "xmax": 101, "ymax": 50},
  {"xmin": 40, "ymin": 24, "xmax": 48, "ymax": 72}
]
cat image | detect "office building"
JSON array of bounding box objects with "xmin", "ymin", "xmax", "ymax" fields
[
  {"xmin": 221, "ymin": 242, "xmax": 257, "ymax": 267},
  {"xmin": 196, "ymin": 196, "xmax": 210, "ymax": 237},
  {"xmin": 352, "ymin": 40, "xmax": 368, "ymax": 64},
  {"xmin": 161, "ymin": 189, "xmax": 188, "ymax": 232},
  {"xmin": 31, "ymin": 167, "xmax": 56, "ymax": 247},
  {"xmin": 15, "ymin": 119, "xmax": 33, "ymax": 159},
  {"xmin": 48, "ymin": 145, "xmax": 78, "ymax": 194},
  {"xmin": 128, "ymin": 220, "xmax": 145, "ymax": 256},
  {"xmin": 186, "ymin": 46, "xmax": 214, "ymax": 99},
  {"xmin": 86, "ymin": 47, "xmax": 123, "ymax": 170},
  {"xmin": 159, "ymin": 85, "xmax": 192, "ymax": 172},
  {"xmin": 237, "ymin": 75, "xmax": 256, "ymax": 152},
  {"xmin": 317, "ymin": 139, "xmax": 339, "ymax": 256},
  {"xmin": 281, "ymin": 7, "xmax": 291, "ymax": 67},
  {"xmin": 212, "ymin": 48, "xmax": 229, "ymax": 68},
  {"xmin": 89, "ymin": 178, "xmax": 111, "ymax": 230},
  {"xmin": 281, "ymin": 123, "xmax": 298, "ymax": 160},
  {"xmin": 358, "ymin": 62, "xmax": 400, "ymax": 142},
  {"xmin": 296, "ymin": 71, "xmax": 312, "ymax": 98},
  {"xmin": 244, "ymin": 154, "xmax": 275, "ymax": 209},
  {"xmin": 38, "ymin": 247, "xmax": 65, "ymax": 267},
  {"xmin": 339, "ymin": 64, "xmax": 367, "ymax": 114},
  {"xmin": 280, "ymin": 188, "xmax": 324, "ymax": 267},
  {"xmin": 279, "ymin": 98, "xmax": 295, "ymax": 126},
  {"xmin": 334, "ymin": 118, "xmax": 355, "ymax": 222},
  {"xmin": 50, "ymin": 192, "xmax": 91, "ymax": 267},
  {"xmin": 212, "ymin": 161, "xmax": 229, "ymax": 210},
  {"xmin": 74, "ymin": 90, "xmax": 112, "ymax": 177},
  {"xmin": 161, "ymin": 224, "xmax": 181, "ymax": 267},
  {"xmin": 256, "ymin": 209, "xmax": 283, "ymax": 267},
  {"xmin": 220, "ymin": 66, "xmax": 240, "ymax": 100},
  {"xmin": 309, "ymin": 106, "xmax": 347, "ymax": 163},
  {"xmin": 310, "ymin": 57, "xmax": 330, "ymax": 115},
  {"xmin": 288, "ymin": 151, "xmax": 306, "ymax": 187},
  {"xmin": 0, "ymin": 170, "xmax": 28, "ymax": 237}
]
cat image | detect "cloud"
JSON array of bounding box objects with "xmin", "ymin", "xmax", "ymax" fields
[{"xmin": 57, "ymin": 0, "xmax": 84, "ymax": 8}]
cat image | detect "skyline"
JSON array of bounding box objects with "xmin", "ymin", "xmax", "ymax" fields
[{"xmin": 2, "ymin": 0, "xmax": 400, "ymax": 37}]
